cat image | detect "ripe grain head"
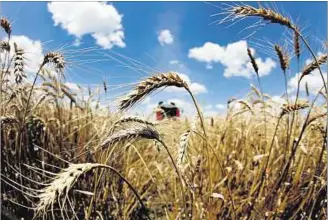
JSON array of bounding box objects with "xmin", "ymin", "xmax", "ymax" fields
[{"xmin": 118, "ymin": 72, "xmax": 188, "ymax": 111}]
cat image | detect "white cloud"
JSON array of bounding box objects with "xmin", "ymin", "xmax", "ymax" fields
[
  {"xmin": 189, "ymin": 42, "xmax": 224, "ymax": 63},
  {"xmin": 216, "ymin": 104, "xmax": 225, "ymax": 110},
  {"xmin": 169, "ymin": 60, "xmax": 179, "ymax": 65},
  {"xmin": 188, "ymin": 40, "xmax": 276, "ymax": 78},
  {"xmin": 203, "ymin": 103, "xmax": 226, "ymax": 117},
  {"xmin": 204, "ymin": 104, "xmax": 227, "ymax": 117},
  {"xmin": 48, "ymin": 2, "xmax": 125, "ymax": 49},
  {"xmin": 288, "ymin": 70, "xmax": 327, "ymax": 95},
  {"xmin": 157, "ymin": 29, "xmax": 174, "ymax": 46},
  {"xmin": 190, "ymin": 82, "xmax": 207, "ymax": 94}
]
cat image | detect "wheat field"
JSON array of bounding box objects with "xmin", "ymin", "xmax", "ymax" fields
[{"xmin": 1, "ymin": 3, "xmax": 327, "ymax": 220}]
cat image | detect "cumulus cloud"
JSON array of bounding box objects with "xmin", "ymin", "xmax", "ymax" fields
[
  {"xmin": 157, "ymin": 29, "xmax": 174, "ymax": 46},
  {"xmin": 48, "ymin": 2, "xmax": 125, "ymax": 49},
  {"xmin": 190, "ymin": 82, "xmax": 207, "ymax": 94},
  {"xmin": 188, "ymin": 40, "xmax": 276, "ymax": 78},
  {"xmin": 203, "ymin": 103, "xmax": 226, "ymax": 117},
  {"xmin": 288, "ymin": 70, "xmax": 327, "ymax": 95},
  {"xmin": 216, "ymin": 104, "xmax": 225, "ymax": 110}
]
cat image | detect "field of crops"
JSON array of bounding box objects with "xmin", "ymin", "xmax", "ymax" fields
[{"xmin": 1, "ymin": 3, "xmax": 327, "ymax": 220}]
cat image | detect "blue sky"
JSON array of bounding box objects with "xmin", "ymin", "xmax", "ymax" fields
[{"xmin": 1, "ymin": 1, "xmax": 327, "ymax": 117}]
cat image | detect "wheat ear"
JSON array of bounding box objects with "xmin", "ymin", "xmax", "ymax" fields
[
  {"xmin": 300, "ymin": 54, "xmax": 327, "ymax": 79},
  {"xmin": 274, "ymin": 44, "xmax": 290, "ymax": 72},
  {"xmin": 0, "ymin": 40, "xmax": 10, "ymax": 52},
  {"xmin": 43, "ymin": 52, "xmax": 65, "ymax": 73},
  {"xmin": 0, "ymin": 17, "xmax": 11, "ymax": 37},
  {"xmin": 177, "ymin": 130, "xmax": 192, "ymax": 169},
  {"xmin": 281, "ymin": 101, "xmax": 309, "ymax": 116},
  {"xmin": 247, "ymin": 48, "xmax": 259, "ymax": 74},
  {"xmin": 109, "ymin": 116, "xmax": 156, "ymax": 133},
  {"xmin": 35, "ymin": 163, "xmax": 147, "ymax": 219},
  {"xmin": 98, "ymin": 124, "xmax": 160, "ymax": 151},
  {"xmin": 118, "ymin": 72, "xmax": 188, "ymax": 111},
  {"xmin": 13, "ymin": 43, "xmax": 26, "ymax": 84},
  {"xmin": 226, "ymin": 5, "xmax": 295, "ymax": 29},
  {"xmin": 294, "ymin": 28, "xmax": 301, "ymax": 59}
]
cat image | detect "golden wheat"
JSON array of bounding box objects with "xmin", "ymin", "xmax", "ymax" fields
[{"xmin": 118, "ymin": 72, "xmax": 188, "ymax": 111}]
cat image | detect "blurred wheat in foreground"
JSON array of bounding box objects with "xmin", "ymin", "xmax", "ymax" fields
[{"xmin": 1, "ymin": 4, "xmax": 327, "ymax": 220}]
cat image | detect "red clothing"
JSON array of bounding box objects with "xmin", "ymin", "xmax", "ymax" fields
[{"xmin": 156, "ymin": 111, "xmax": 163, "ymax": 120}]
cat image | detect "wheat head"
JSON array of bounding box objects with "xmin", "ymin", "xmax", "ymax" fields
[
  {"xmin": 227, "ymin": 5, "xmax": 295, "ymax": 30},
  {"xmin": 99, "ymin": 124, "xmax": 160, "ymax": 151},
  {"xmin": 118, "ymin": 72, "xmax": 188, "ymax": 111},
  {"xmin": 13, "ymin": 43, "xmax": 26, "ymax": 84},
  {"xmin": 301, "ymin": 54, "xmax": 327, "ymax": 79},
  {"xmin": 274, "ymin": 44, "xmax": 290, "ymax": 72},
  {"xmin": 0, "ymin": 17, "xmax": 11, "ymax": 36},
  {"xmin": 281, "ymin": 101, "xmax": 309, "ymax": 116}
]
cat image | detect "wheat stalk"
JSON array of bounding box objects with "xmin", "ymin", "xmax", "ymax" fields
[{"xmin": 23, "ymin": 52, "xmax": 66, "ymax": 117}]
